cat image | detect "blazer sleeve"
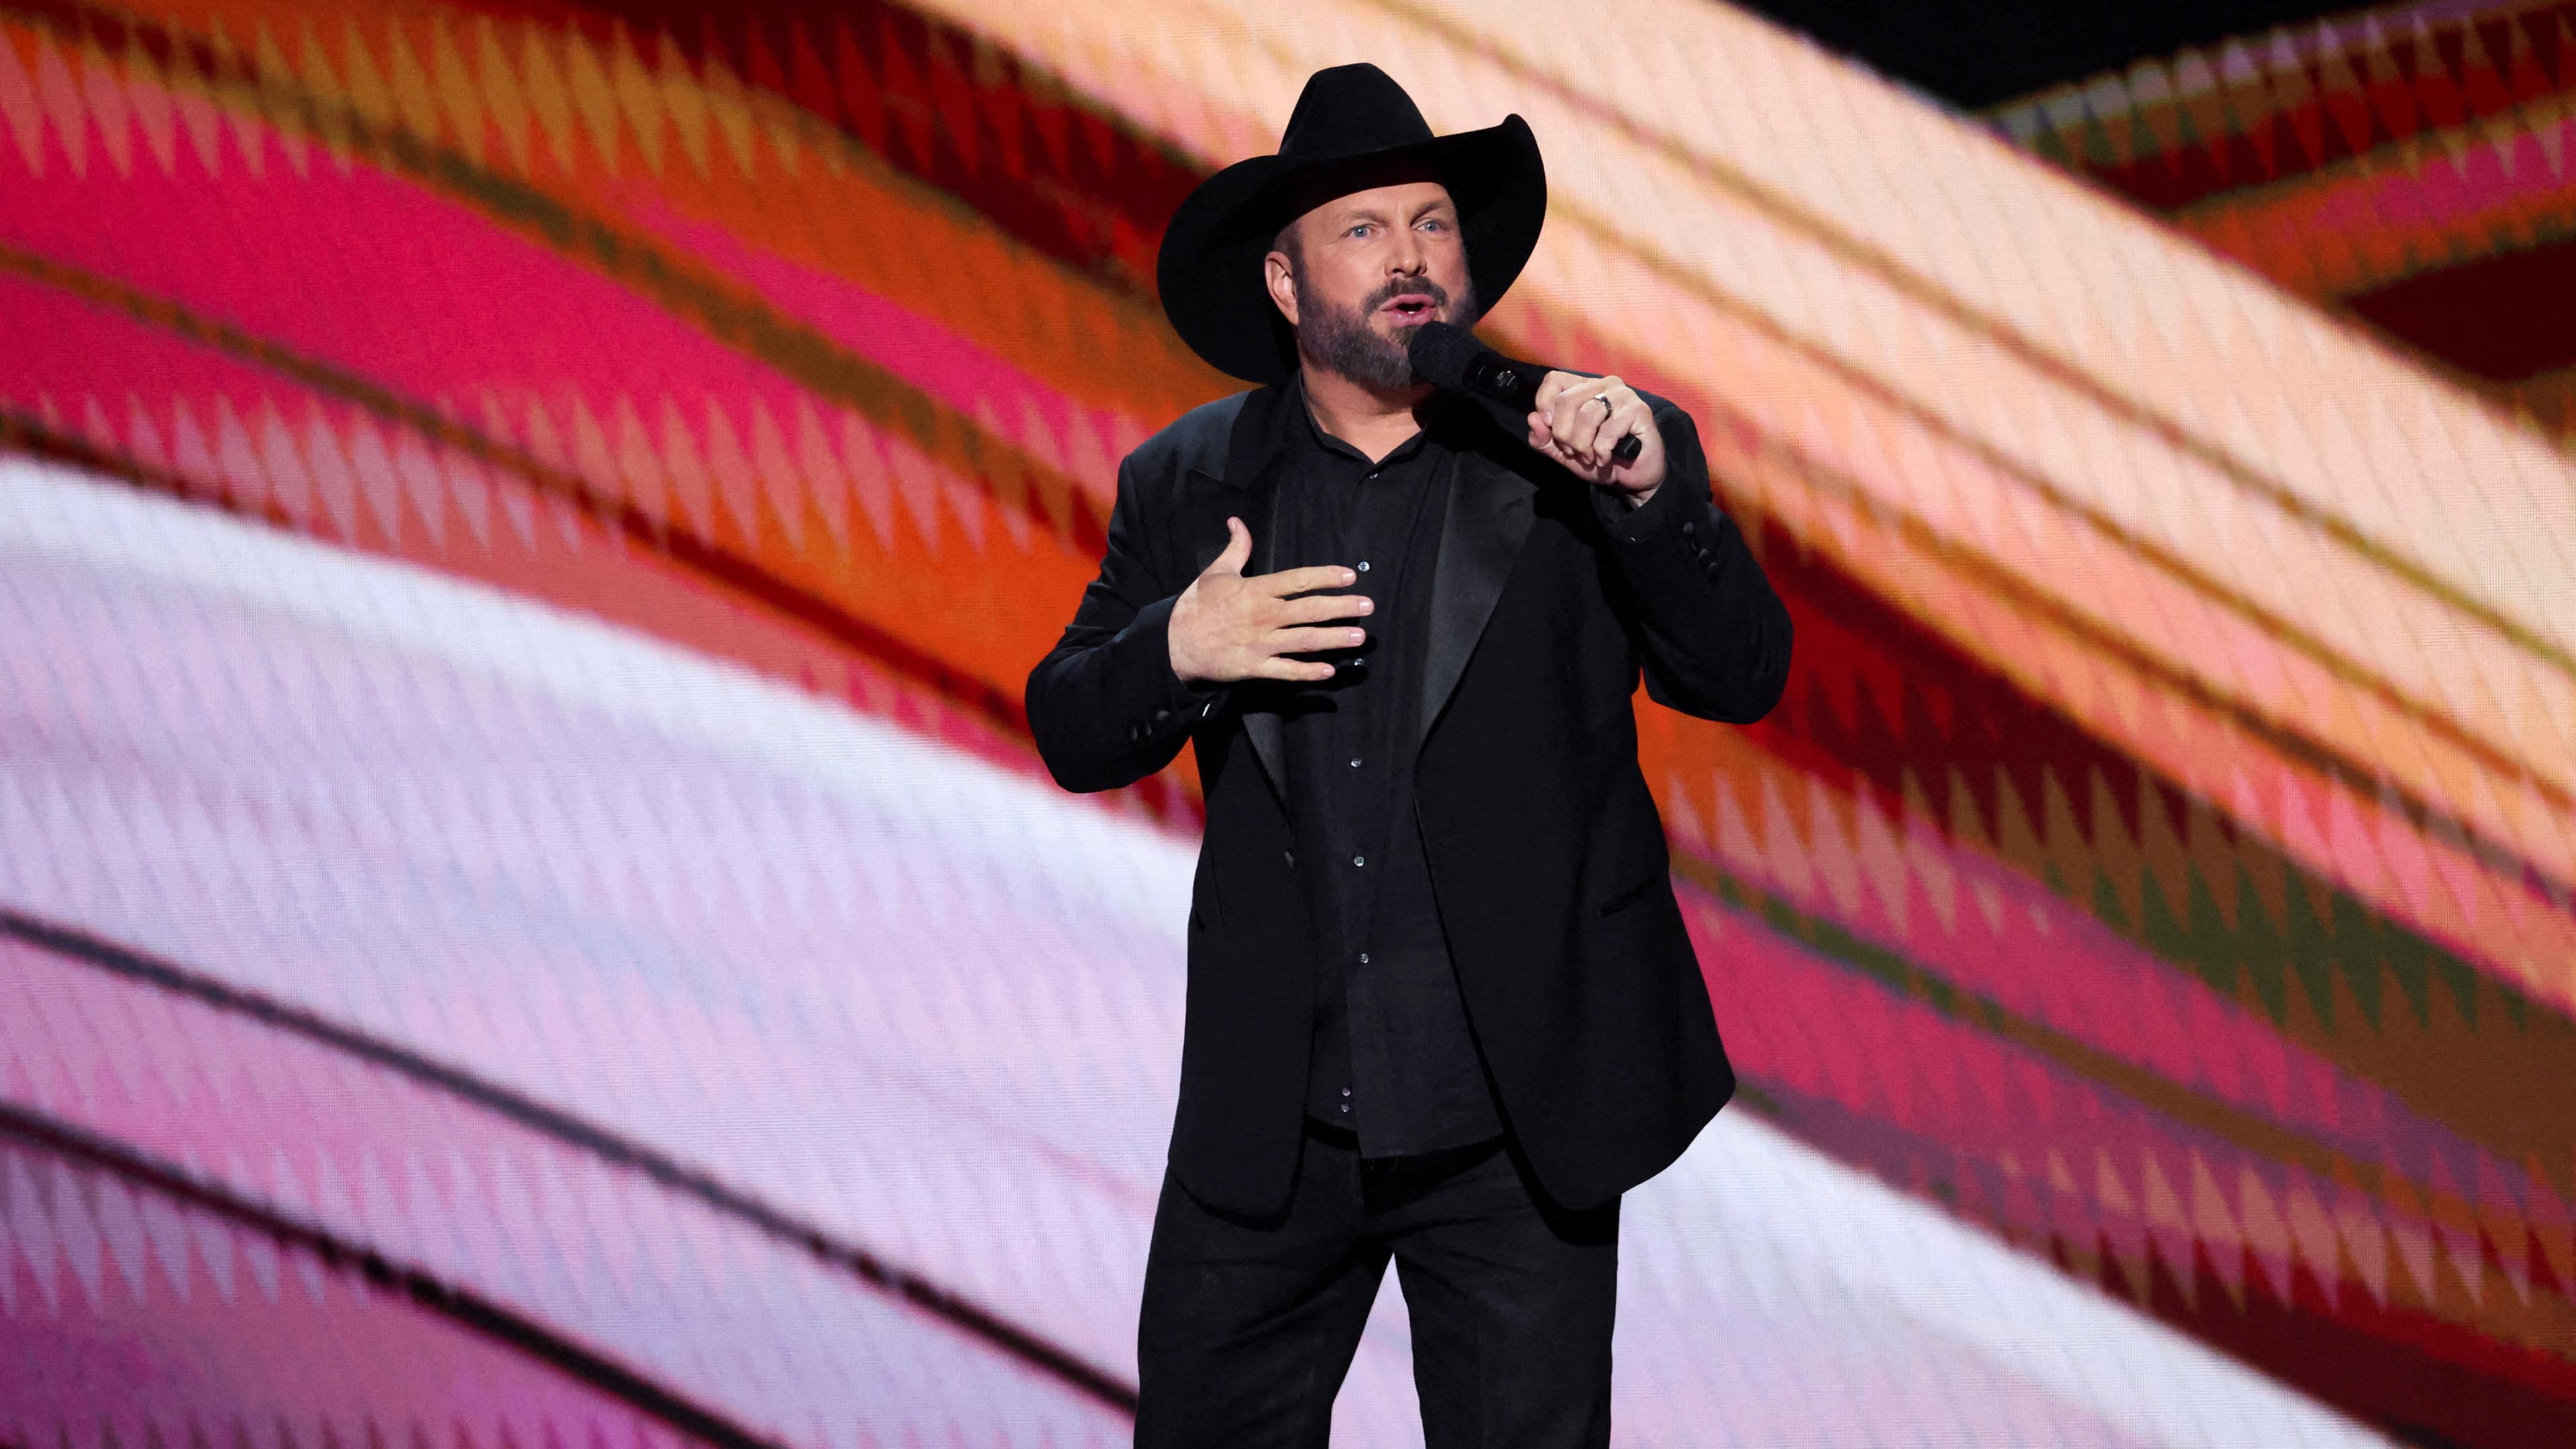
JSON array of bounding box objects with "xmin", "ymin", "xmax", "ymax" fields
[
  {"xmin": 1586, "ymin": 396, "xmax": 1794, "ymax": 724},
  {"xmin": 1025, "ymin": 454, "xmax": 1231, "ymax": 793}
]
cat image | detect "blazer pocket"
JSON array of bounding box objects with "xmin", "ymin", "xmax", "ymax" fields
[{"xmin": 1595, "ymin": 870, "xmax": 1665, "ymax": 918}]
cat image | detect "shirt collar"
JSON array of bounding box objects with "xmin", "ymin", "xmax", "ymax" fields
[{"xmin": 1289, "ymin": 365, "xmax": 1469, "ymax": 468}]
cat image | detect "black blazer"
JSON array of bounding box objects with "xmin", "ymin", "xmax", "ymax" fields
[{"xmin": 1025, "ymin": 381, "xmax": 1792, "ymax": 1216}]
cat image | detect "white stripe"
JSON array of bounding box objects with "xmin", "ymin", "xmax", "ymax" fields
[{"xmin": 1, "ymin": 455, "xmax": 2388, "ymax": 1445}]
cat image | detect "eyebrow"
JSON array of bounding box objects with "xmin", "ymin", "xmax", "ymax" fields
[{"xmin": 1330, "ymin": 199, "xmax": 1458, "ymax": 227}]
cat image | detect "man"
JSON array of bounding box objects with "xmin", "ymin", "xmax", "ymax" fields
[{"xmin": 1024, "ymin": 63, "xmax": 1793, "ymax": 1446}]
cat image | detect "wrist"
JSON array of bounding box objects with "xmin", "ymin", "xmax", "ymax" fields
[
  {"xmin": 1167, "ymin": 635, "xmax": 1224, "ymax": 692},
  {"xmin": 1163, "ymin": 595, "xmax": 1197, "ymax": 680}
]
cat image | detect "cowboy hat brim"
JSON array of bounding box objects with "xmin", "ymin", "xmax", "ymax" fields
[{"xmin": 1156, "ymin": 115, "xmax": 1546, "ymax": 385}]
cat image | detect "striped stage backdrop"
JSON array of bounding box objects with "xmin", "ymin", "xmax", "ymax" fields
[{"xmin": 0, "ymin": 1, "xmax": 2570, "ymax": 1445}]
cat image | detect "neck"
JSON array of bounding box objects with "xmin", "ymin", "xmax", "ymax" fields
[{"xmin": 1297, "ymin": 359, "xmax": 1434, "ymax": 464}]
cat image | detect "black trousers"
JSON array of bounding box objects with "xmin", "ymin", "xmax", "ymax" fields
[{"xmin": 1134, "ymin": 1116, "xmax": 1619, "ymax": 1447}]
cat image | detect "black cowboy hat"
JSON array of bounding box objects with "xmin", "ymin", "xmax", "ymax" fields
[{"xmin": 1155, "ymin": 63, "xmax": 1547, "ymax": 385}]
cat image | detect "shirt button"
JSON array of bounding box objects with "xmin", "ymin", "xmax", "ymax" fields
[
  {"xmin": 1352, "ymin": 855, "xmax": 1366, "ymax": 868},
  {"xmin": 1340, "ymin": 1087, "xmax": 1351, "ymax": 1096},
  {"xmin": 1358, "ymin": 953, "xmax": 1370, "ymax": 964},
  {"xmin": 1339, "ymin": 1103, "xmax": 1350, "ymax": 1113},
  {"xmin": 1356, "ymin": 560, "xmax": 1371, "ymax": 572},
  {"xmin": 1350, "ymin": 757, "xmax": 1363, "ymax": 768}
]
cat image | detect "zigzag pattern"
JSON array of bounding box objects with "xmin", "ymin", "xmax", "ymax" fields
[
  {"xmin": 0, "ymin": 0, "xmax": 2571, "ymax": 1444},
  {"xmin": 1985, "ymin": 0, "xmax": 2576, "ymax": 437},
  {"xmin": 1990, "ymin": 1, "xmax": 2576, "ymax": 200}
]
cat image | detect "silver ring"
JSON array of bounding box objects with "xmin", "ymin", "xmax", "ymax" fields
[{"xmin": 1593, "ymin": 393, "xmax": 1615, "ymax": 415}]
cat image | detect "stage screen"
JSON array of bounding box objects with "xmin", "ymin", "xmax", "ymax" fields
[{"xmin": 2, "ymin": 1, "xmax": 2571, "ymax": 1444}]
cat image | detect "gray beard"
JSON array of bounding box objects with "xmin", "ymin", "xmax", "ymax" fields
[{"xmin": 1293, "ymin": 275, "xmax": 1480, "ymax": 390}]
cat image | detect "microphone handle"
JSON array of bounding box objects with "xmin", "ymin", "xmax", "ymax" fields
[{"xmin": 1464, "ymin": 352, "xmax": 1645, "ymax": 464}]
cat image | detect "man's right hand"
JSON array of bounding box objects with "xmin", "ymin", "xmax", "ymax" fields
[{"xmin": 1169, "ymin": 517, "xmax": 1371, "ymax": 685}]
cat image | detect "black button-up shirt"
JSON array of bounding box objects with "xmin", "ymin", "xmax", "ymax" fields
[{"xmin": 1270, "ymin": 373, "xmax": 1504, "ymax": 1159}]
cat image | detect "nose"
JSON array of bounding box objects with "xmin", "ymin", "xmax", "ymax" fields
[{"xmin": 1387, "ymin": 225, "xmax": 1428, "ymax": 278}]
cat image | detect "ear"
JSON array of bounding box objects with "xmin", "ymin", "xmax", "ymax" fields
[{"xmin": 1263, "ymin": 248, "xmax": 1299, "ymax": 327}]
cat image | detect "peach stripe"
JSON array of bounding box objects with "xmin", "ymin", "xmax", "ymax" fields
[
  {"xmin": 905, "ymin": 0, "xmax": 2576, "ymax": 1004},
  {"xmin": 918, "ymin": 0, "xmax": 2576, "ymax": 665}
]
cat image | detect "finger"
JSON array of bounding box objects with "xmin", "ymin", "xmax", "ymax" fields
[
  {"xmin": 1561, "ymin": 383, "xmax": 1589, "ymax": 464},
  {"xmin": 1564, "ymin": 397, "xmax": 1605, "ymax": 461},
  {"xmin": 1250, "ymin": 655, "xmax": 1339, "ymax": 682},
  {"xmin": 1255, "ymin": 563, "xmax": 1360, "ymax": 597},
  {"xmin": 1532, "ymin": 370, "xmax": 1573, "ymax": 413},
  {"xmin": 1575, "ymin": 398, "xmax": 1611, "ymax": 464},
  {"xmin": 1275, "ymin": 592, "xmax": 1375, "ymax": 625},
  {"xmin": 1606, "ymin": 396, "xmax": 1654, "ymax": 466},
  {"xmin": 1269, "ymin": 623, "xmax": 1368, "ymax": 653},
  {"xmin": 1581, "ymin": 378, "xmax": 1635, "ymax": 465},
  {"xmin": 1543, "ymin": 379, "xmax": 1586, "ymax": 442},
  {"xmin": 1208, "ymin": 515, "xmax": 1252, "ymax": 576},
  {"xmin": 1550, "ymin": 378, "xmax": 1611, "ymax": 458},
  {"xmin": 1527, "ymin": 409, "xmax": 1553, "ymax": 451}
]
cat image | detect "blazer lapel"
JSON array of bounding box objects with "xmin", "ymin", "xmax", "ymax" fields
[
  {"xmin": 1208, "ymin": 386, "xmax": 1536, "ymax": 781},
  {"xmin": 1418, "ymin": 443, "xmax": 1538, "ymax": 747},
  {"xmin": 1220, "ymin": 385, "xmax": 1293, "ymax": 796}
]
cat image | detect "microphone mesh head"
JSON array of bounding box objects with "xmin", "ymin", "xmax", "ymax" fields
[{"xmin": 1405, "ymin": 320, "xmax": 1482, "ymax": 390}]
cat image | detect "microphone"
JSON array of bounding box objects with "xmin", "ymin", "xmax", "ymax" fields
[{"xmin": 1406, "ymin": 321, "xmax": 1644, "ymax": 464}]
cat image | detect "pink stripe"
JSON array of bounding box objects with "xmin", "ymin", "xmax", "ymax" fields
[
  {"xmin": 609, "ymin": 183, "xmax": 1150, "ymax": 506},
  {"xmin": 2321, "ymin": 114, "xmax": 2576, "ymax": 241},
  {"xmin": 1662, "ymin": 742, "xmax": 2538, "ymax": 1210},
  {"xmin": 0, "ymin": 271, "xmax": 1073, "ymax": 798},
  {"xmin": 1685, "ymin": 890, "xmax": 2438, "ymax": 1307},
  {"xmin": 0, "ymin": 76, "xmax": 1031, "ymax": 560}
]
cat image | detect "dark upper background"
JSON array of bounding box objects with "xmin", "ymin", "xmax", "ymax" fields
[{"xmin": 1741, "ymin": 0, "xmax": 2364, "ymax": 106}]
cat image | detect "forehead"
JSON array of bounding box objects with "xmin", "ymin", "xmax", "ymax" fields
[{"xmin": 1299, "ymin": 179, "xmax": 1456, "ymax": 231}]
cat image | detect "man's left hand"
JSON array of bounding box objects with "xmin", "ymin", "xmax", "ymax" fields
[{"xmin": 1528, "ymin": 371, "xmax": 1662, "ymax": 506}]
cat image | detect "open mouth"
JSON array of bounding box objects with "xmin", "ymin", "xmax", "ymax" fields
[{"xmin": 1381, "ymin": 294, "xmax": 1437, "ymax": 323}]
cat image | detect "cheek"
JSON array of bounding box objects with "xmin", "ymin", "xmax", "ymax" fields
[
  {"xmin": 1433, "ymin": 249, "xmax": 1474, "ymax": 297},
  {"xmin": 1299, "ymin": 266, "xmax": 1360, "ymax": 318},
  {"xmin": 1332, "ymin": 264, "xmax": 1385, "ymax": 311}
]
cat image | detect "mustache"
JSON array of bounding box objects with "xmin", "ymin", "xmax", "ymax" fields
[{"xmin": 1366, "ymin": 276, "xmax": 1450, "ymax": 312}]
